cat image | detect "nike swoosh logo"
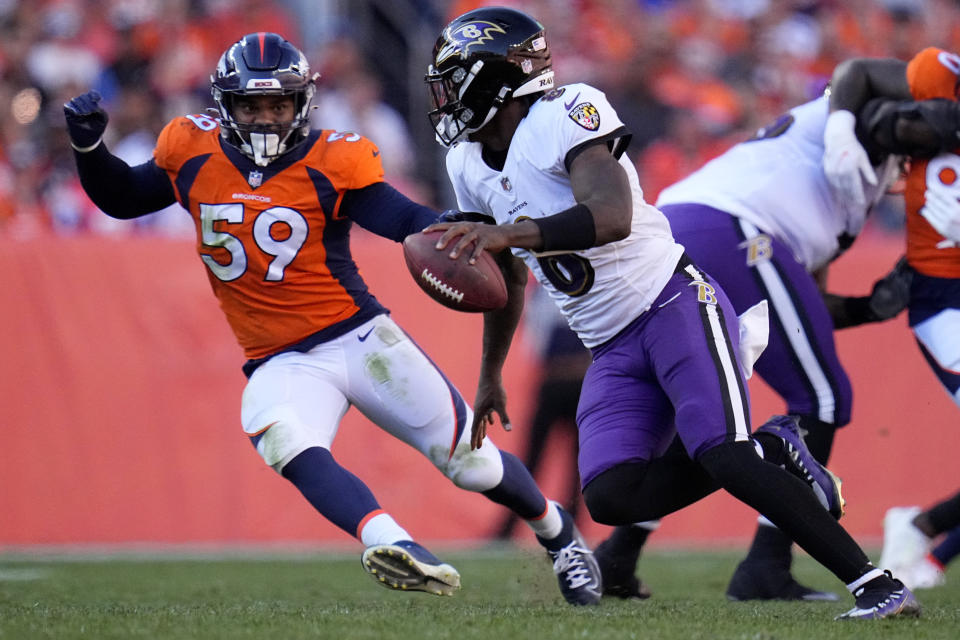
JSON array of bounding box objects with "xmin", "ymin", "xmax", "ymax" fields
[
  {"xmin": 358, "ymin": 328, "xmax": 375, "ymax": 342},
  {"xmin": 658, "ymin": 291, "xmax": 682, "ymax": 308},
  {"xmin": 249, "ymin": 420, "xmax": 278, "ymax": 437},
  {"xmin": 372, "ymin": 150, "xmax": 380, "ymax": 157},
  {"xmin": 564, "ymin": 92, "xmax": 581, "ymax": 110}
]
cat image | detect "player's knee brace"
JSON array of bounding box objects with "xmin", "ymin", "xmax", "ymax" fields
[{"xmin": 440, "ymin": 438, "xmax": 504, "ymax": 492}]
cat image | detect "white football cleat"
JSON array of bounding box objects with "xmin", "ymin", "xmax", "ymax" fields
[
  {"xmin": 879, "ymin": 506, "xmax": 930, "ymax": 578},
  {"xmin": 898, "ymin": 554, "xmax": 946, "ymax": 590}
]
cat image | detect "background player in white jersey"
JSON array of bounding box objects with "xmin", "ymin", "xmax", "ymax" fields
[
  {"xmin": 63, "ymin": 30, "xmax": 603, "ymax": 606},
  {"xmin": 824, "ymin": 47, "xmax": 960, "ymax": 592},
  {"xmin": 419, "ymin": 6, "xmax": 919, "ymax": 620},
  {"xmin": 593, "ymin": 91, "xmax": 918, "ymax": 601}
]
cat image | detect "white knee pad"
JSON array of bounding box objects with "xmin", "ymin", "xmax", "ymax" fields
[
  {"xmin": 439, "ymin": 437, "xmax": 505, "ymax": 493},
  {"xmin": 243, "ymin": 403, "xmax": 316, "ymax": 471}
]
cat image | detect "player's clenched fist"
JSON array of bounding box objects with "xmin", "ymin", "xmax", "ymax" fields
[{"xmin": 63, "ymin": 90, "xmax": 109, "ymax": 152}]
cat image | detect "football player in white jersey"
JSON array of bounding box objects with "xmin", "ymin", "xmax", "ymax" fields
[{"xmin": 419, "ymin": 6, "xmax": 919, "ymax": 620}]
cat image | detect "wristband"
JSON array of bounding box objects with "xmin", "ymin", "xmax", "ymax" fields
[
  {"xmin": 532, "ymin": 203, "xmax": 596, "ymax": 252},
  {"xmin": 71, "ymin": 138, "xmax": 103, "ymax": 153}
]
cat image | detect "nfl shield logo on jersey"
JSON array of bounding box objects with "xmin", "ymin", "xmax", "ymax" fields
[
  {"xmin": 248, "ymin": 170, "xmax": 263, "ymax": 188},
  {"xmin": 500, "ymin": 176, "xmax": 512, "ymax": 191}
]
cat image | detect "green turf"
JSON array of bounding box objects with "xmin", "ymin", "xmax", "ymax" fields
[{"xmin": 1, "ymin": 547, "xmax": 956, "ymax": 639}]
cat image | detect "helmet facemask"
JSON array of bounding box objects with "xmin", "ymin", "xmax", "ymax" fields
[
  {"xmin": 214, "ymin": 84, "xmax": 315, "ymax": 166},
  {"xmin": 427, "ymin": 60, "xmax": 514, "ymax": 146}
]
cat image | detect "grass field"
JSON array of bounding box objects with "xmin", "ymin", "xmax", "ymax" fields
[{"xmin": 1, "ymin": 546, "xmax": 957, "ymax": 639}]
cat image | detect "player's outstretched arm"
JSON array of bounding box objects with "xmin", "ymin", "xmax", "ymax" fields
[
  {"xmin": 63, "ymin": 90, "xmax": 176, "ymax": 218},
  {"xmin": 828, "ymin": 58, "xmax": 911, "ymax": 114},
  {"xmin": 472, "ymin": 251, "xmax": 528, "ymax": 450},
  {"xmin": 822, "ymin": 257, "xmax": 913, "ymax": 329}
]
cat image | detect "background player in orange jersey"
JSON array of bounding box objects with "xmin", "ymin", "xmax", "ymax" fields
[
  {"xmin": 824, "ymin": 47, "xmax": 960, "ymax": 589},
  {"xmin": 62, "ymin": 31, "xmax": 601, "ymax": 605}
]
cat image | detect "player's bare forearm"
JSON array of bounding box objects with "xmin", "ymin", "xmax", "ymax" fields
[
  {"xmin": 829, "ymin": 58, "xmax": 910, "ymax": 113},
  {"xmin": 472, "ymin": 252, "xmax": 527, "ymax": 448},
  {"xmin": 480, "ymin": 252, "xmax": 526, "ymax": 380}
]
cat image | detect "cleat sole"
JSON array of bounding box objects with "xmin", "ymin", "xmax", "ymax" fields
[{"xmin": 361, "ymin": 544, "xmax": 461, "ymax": 597}]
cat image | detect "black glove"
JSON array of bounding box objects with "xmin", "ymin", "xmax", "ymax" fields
[
  {"xmin": 437, "ymin": 209, "xmax": 497, "ymax": 225},
  {"xmin": 63, "ymin": 90, "xmax": 109, "ymax": 151},
  {"xmin": 866, "ymin": 256, "xmax": 913, "ymax": 321}
]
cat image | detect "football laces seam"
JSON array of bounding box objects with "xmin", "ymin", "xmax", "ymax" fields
[{"xmin": 420, "ymin": 268, "xmax": 465, "ymax": 303}]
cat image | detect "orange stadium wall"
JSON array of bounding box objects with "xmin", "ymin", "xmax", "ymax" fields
[{"xmin": 1, "ymin": 230, "xmax": 956, "ymax": 550}]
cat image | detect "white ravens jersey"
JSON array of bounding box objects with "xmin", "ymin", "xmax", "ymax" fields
[
  {"xmin": 445, "ymin": 82, "xmax": 683, "ymax": 348},
  {"xmin": 656, "ymin": 95, "xmax": 899, "ymax": 272}
]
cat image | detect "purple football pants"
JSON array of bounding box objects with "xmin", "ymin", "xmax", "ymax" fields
[
  {"xmin": 663, "ymin": 203, "xmax": 852, "ymax": 427},
  {"xmin": 577, "ymin": 255, "xmax": 752, "ymax": 488}
]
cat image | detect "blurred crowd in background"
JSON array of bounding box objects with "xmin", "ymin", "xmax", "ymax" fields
[{"xmin": 1, "ymin": 0, "xmax": 958, "ymax": 238}]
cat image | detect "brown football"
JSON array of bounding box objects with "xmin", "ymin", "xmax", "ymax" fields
[{"xmin": 402, "ymin": 230, "xmax": 508, "ymax": 312}]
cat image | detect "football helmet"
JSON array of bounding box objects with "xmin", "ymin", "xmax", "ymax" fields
[
  {"xmin": 211, "ymin": 32, "xmax": 317, "ymax": 166},
  {"xmin": 425, "ymin": 7, "xmax": 554, "ymax": 146}
]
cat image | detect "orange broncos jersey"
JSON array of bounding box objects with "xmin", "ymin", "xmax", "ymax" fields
[
  {"xmin": 154, "ymin": 114, "xmax": 388, "ymax": 359},
  {"xmin": 903, "ymin": 47, "xmax": 960, "ymax": 278}
]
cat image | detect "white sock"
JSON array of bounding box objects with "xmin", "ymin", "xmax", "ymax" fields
[
  {"xmin": 846, "ymin": 567, "xmax": 885, "ymax": 594},
  {"xmin": 525, "ymin": 500, "xmax": 564, "ymax": 540},
  {"xmin": 358, "ymin": 512, "xmax": 412, "ymax": 547}
]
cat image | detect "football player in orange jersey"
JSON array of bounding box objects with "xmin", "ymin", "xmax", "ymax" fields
[
  {"xmin": 824, "ymin": 48, "xmax": 960, "ymax": 589},
  {"xmin": 62, "ymin": 31, "xmax": 602, "ymax": 605}
]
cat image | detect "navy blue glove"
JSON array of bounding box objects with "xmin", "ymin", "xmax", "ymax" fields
[
  {"xmin": 437, "ymin": 209, "xmax": 497, "ymax": 225},
  {"xmin": 63, "ymin": 90, "xmax": 109, "ymax": 151}
]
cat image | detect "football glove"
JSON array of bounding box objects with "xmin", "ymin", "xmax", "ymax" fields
[
  {"xmin": 920, "ymin": 187, "xmax": 960, "ymax": 247},
  {"xmin": 63, "ymin": 90, "xmax": 109, "ymax": 152},
  {"xmin": 866, "ymin": 257, "xmax": 912, "ymax": 321},
  {"xmin": 823, "ymin": 109, "xmax": 878, "ymax": 209},
  {"xmin": 436, "ymin": 209, "xmax": 497, "ymax": 225}
]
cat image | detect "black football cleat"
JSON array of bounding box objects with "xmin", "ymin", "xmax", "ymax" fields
[
  {"xmin": 726, "ymin": 560, "xmax": 838, "ymax": 601},
  {"xmin": 594, "ymin": 536, "xmax": 652, "ymax": 600},
  {"xmin": 835, "ymin": 572, "xmax": 921, "ymax": 620}
]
